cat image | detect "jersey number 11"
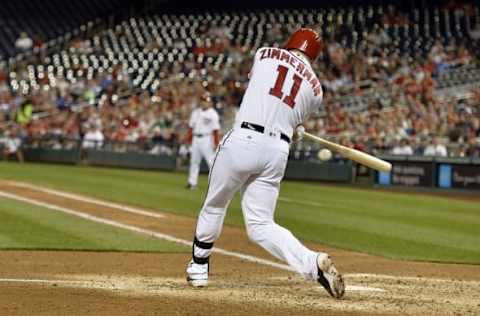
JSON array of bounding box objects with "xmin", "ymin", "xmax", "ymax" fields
[{"xmin": 269, "ymin": 65, "xmax": 302, "ymax": 108}]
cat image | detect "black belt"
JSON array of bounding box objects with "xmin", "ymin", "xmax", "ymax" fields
[
  {"xmin": 194, "ymin": 133, "xmax": 208, "ymax": 137},
  {"xmin": 240, "ymin": 122, "xmax": 290, "ymax": 143}
]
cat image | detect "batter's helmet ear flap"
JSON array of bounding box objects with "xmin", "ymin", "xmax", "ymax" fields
[{"xmin": 284, "ymin": 28, "xmax": 322, "ymax": 61}]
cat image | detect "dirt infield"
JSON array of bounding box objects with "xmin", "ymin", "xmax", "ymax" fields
[{"xmin": 0, "ymin": 181, "xmax": 479, "ymax": 316}]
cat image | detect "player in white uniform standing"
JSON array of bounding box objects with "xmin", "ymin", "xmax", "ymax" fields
[
  {"xmin": 185, "ymin": 92, "xmax": 220, "ymax": 189},
  {"xmin": 186, "ymin": 29, "xmax": 345, "ymax": 299}
]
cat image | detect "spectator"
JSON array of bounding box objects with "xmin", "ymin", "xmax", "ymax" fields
[
  {"xmin": 1, "ymin": 127, "xmax": 24, "ymax": 162},
  {"xmin": 15, "ymin": 32, "xmax": 33, "ymax": 52},
  {"xmin": 469, "ymin": 22, "xmax": 480, "ymax": 40},
  {"xmin": 149, "ymin": 126, "xmax": 173, "ymax": 155},
  {"xmin": 392, "ymin": 138, "xmax": 414, "ymax": 155},
  {"xmin": 423, "ymin": 138, "xmax": 447, "ymax": 157},
  {"xmin": 82, "ymin": 125, "xmax": 104, "ymax": 149},
  {"xmin": 16, "ymin": 99, "xmax": 33, "ymax": 126},
  {"xmin": 465, "ymin": 137, "xmax": 480, "ymax": 158}
]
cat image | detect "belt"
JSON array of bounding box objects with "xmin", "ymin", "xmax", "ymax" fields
[
  {"xmin": 240, "ymin": 121, "xmax": 290, "ymax": 143},
  {"xmin": 194, "ymin": 133, "xmax": 208, "ymax": 137}
]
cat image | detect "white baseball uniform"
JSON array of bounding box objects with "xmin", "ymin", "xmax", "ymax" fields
[
  {"xmin": 191, "ymin": 47, "xmax": 326, "ymax": 280},
  {"xmin": 187, "ymin": 107, "xmax": 220, "ymax": 187}
]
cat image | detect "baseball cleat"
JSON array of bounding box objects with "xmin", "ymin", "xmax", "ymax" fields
[
  {"xmin": 186, "ymin": 260, "xmax": 208, "ymax": 287},
  {"xmin": 316, "ymin": 254, "xmax": 345, "ymax": 299},
  {"xmin": 185, "ymin": 184, "xmax": 197, "ymax": 190}
]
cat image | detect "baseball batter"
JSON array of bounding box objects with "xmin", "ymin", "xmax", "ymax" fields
[
  {"xmin": 186, "ymin": 29, "xmax": 345, "ymax": 299},
  {"xmin": 185, "ymin": 92, "xmax": 220, "ymax": 189}
]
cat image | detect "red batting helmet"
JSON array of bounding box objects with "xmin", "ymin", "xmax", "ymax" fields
[{"xmin": 284, "ymin": 28, "xmax": 322, "ymax": 61}]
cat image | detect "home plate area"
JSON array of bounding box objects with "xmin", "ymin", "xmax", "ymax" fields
[{"xmin": 1, "ymin": 272, "xmax": 479, "ymax": 315}]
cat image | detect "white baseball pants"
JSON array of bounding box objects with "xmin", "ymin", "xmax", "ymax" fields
[
  {"xmin": 193, "ymin": 127, "xmax": 321, "ymax": 280},
  {"xmin": 188, "ymin": 135, "xmax": 215, "ymax": 187}
]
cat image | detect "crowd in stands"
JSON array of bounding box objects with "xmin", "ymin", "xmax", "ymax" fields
[
  {"xmin": 0, "ymin": 0, "xmax": 126, "ymax": 59},
  {"xmin": 1, "ymin": 5, "xmax": 480, "ymax": 160}
]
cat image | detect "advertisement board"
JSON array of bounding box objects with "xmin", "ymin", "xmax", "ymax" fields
[
  {"xmin": 438, "ymin": 164, "xmax": 480, "ymax": 190},
  {"xmin": 377, "ymin": 161, "xmax": 434, "ymax": 187}
]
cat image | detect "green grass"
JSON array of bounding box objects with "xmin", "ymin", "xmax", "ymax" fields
[
  {"xmin": 0, "ymin": 195, "xmax": 188, "ymax": 252},
  {"xmin": 0, "ymin": 162, "xmax": 479, "ymax": 263}
]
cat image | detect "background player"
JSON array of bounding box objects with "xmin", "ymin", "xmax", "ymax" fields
[
  {"xmin": 185, "ymin": 92, "xmax": 220, "ymax": 189},
  {"xmin": 186, "ymin": 28, "xmax": 345, "ymax": 299}
]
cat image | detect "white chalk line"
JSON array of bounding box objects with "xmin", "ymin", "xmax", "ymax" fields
[
  {"xmin": 347, "ymin": 285, "xmax": 385, "ymax": 292},
  {"xmin": 0, "ymin": 278, "xmax": 87, "ymax": 285},
  {"xmin": 278, "ymin": 197, "xmax": 325, "ymax": 207},
  {"xmin": 0, "ymin": 190, "xmax": 385, "ymax": 293},
  {"xmin": 346, "ymin": 273, "xmax": 480, "ymax": 285},
  {"xmin": 3, "ymin": 181, "xmax": 165, "ymax": 219}
]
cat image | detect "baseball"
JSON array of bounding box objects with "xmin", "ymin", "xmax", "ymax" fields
[{"xmin": 318, "ymin": 149, "xmax": 332, "ymax": 161}]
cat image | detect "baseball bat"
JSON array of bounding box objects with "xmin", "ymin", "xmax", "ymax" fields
[{"xmin": 296, "ymin": 127, "xmax": 392, "ymax": 173}]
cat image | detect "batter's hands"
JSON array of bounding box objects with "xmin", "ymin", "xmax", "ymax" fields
[{"xmin": 293, "ymin": 125, "xmax": 305, "ymax": 142}]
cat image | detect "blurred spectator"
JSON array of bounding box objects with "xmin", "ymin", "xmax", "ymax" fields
[
  {"xmin": 1, "ymin": 126, "xmax": 24, "ymax": 162},
  {"xmin": 465, "ymin": 137, "xmax": 480, "ymax": 157},
  {"xmin": 32, "ymin": 33, "xmax": 45, "ymax": 49},
  {"xmin": 470, "ymin": 22, "xmax": 480, "ymax": 40},
  {"xmin": 149, "ymin": 126, "xmax": 173, "ymax": 155},
  {"xmin": 82, "ymin": 125, "xmax": 104, "ymax": 149},
  {"xmin": 423, "ymin": 138, "xmax": 447, "ymax": 157},
  {"xmin": 392, "ymin": 138, "xmax": 413, "ymax": 155},
  {"xmin": 16, "ymin": 99, "xmax": 33, "ymax": 125},
  {"xmin": 15, "ymin": 32, "xmax": 33, "ymax": 52}
]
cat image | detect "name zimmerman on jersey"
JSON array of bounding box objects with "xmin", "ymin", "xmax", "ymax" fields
[{"xmin": 259, "ymin": 47, "xmax": 322, "ymax": 97}]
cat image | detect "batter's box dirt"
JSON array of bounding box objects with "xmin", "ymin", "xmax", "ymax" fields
[{"xmin": 3, "ymin": 273, "xmax": 476, "ymax": 316}]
